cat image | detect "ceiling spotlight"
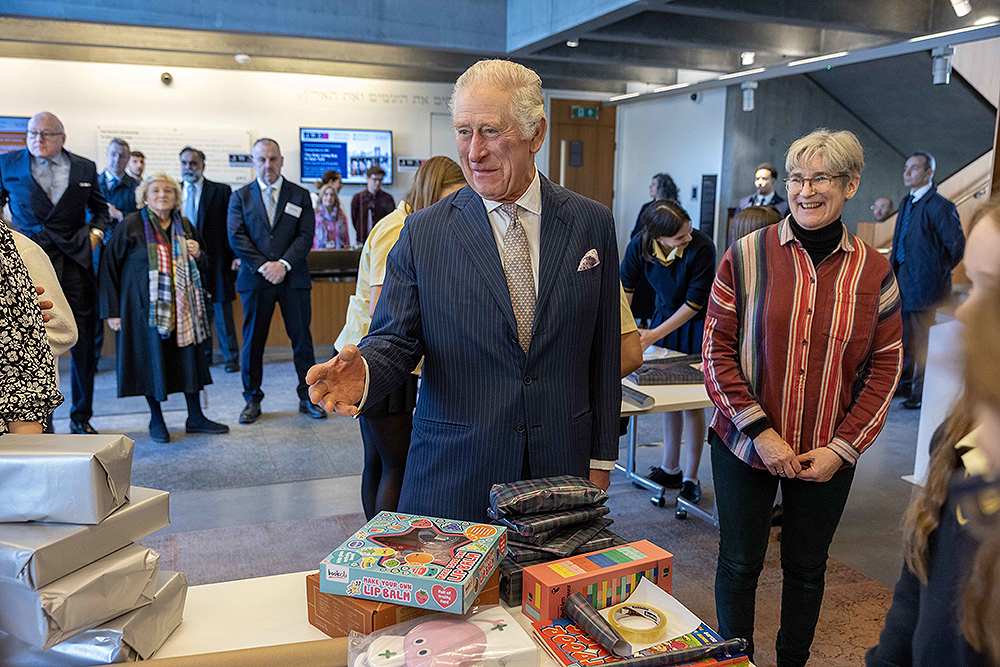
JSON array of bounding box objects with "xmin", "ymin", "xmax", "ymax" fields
[
  {"xmin": 932, "ymin": 45, "xmax": 955, "ymax": 84},
  {"xmin": 950, "ymin": 0, "xmax": 972, "ymax": 16},
  {"xmin": 741, "ymin": 81, "xmax": 758, "ymax": 112},
  {"xmin": 740, "ymin": 51, "xmax": 756, "ymax": 66},
  {"xmin": 234, "ymin": 53, "xmax": 251, "ymax": 65},
  {"xmin": 974, "ymin": 15, "xmax": 999, "ymax": 24},
  {"xmin": 566, "ymin": 39, "xmax": 579, "ymax": 48}
]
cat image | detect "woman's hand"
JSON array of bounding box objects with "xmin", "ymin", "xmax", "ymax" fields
[
  {"xmin": 753, "ymin": 428, "xmax": 803, "ymax": 478},
  {"xmin": 108, "ymin": 318, "xmax": 122, "ymax": 332},
  {"xmin": 186, "ymin": 239, "xmax": 201, "ymax": 260},
  {"xmin": 795, "ymin": 447, "xmax": 844, "ymax": 483},
  {"xmin": 638, "ymin": 328, "xmax": 659, "ymax": 350}
]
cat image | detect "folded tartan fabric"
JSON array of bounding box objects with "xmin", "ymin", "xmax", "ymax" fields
[
  {"xmin": 628, "ymin": 354, "xmax": 704, "ymax": 386},
  {"xmin": 492, "ymin": 504, "xmax": 610, "ymax": 537},
  {"xmin": 489, "ymin": 476, "xmax": 608, "ymax": 518},
  {"xmin": 585, "ymin": 529, "xmax": 628, "ymax": 552},
  {"xmin": 508, "ymin": 517, "xmax": 613, "ymax": 559},
  {"xmin": 498, "ymin": 557, "xmax": 526, "ymax": 606}
]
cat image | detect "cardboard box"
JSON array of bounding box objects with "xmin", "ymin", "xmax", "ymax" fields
[
  {"xmin": 306, "ymin": 569, "xmax": 499, "ymax": 638},
  {"xmin": 0, "ymin": 434, "xmax": 133, "ymax": 524},
  {"xmin": 320, "ymin": 511, "xmax": 506, "ymax": 614},
  {"xmin": 521, "ymin": 540, "xmax": 672, "ymax": 622},
  {"xmin": 0, "ymin": 486, "xmax": 169, "ymax": 589}
]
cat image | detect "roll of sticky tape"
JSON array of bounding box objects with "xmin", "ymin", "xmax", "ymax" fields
[{"xmin": 607, "ymin": 603, "xmax": 666, "ymax": 644}]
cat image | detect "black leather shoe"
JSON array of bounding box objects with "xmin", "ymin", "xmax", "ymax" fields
[
  {"xmin": 647, "ymin": 466, "xmax": 683, "ymax": 488},
  {"xmin": 902, "ymin": 397, "xmax": 922, "ymax": 410},
  {"xmin": 186, "ymin": 417, "xmax": 230, "ymax": 434},
  {"xmin": 149, "ymin": 421, "xmax": 170, "ymax": 443},
  {"xmin": 224, "ymin": 360, "xmax": 240, "ymax": 373},
  {"xmin": 299, "ymin": 400, "xmax": 327, "ymax": 419},
  {"xmin": 70, "ymin": 420, "xmax": 98, "ymax": 435},
  {"xmin": 239, "ymin": 401, "xmax": 261, "ymax": 424},
  {"xmin": 678, "ymin": 480, "xmax": 702, "ymax": 504}
]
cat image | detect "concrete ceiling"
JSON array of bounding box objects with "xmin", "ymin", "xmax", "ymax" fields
[{"xmin": 3, "ymin": 0, "xmax": 1000, "ymax": 91}]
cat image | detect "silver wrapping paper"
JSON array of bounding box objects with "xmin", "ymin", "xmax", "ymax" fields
[
  {"xmin": 0, "ymin": 487, "xmax": 169, "ymax": 589},
  {"xmin": 0, "ymin": 434, "xmax": 134, "ymax": 524},
  {"xmin": 0, "ymin": 570, "xmax": 187, "ymax": 666},
  {"xmin": 0, "ymin": 544, "xmax": 159, "ymax": 650}
]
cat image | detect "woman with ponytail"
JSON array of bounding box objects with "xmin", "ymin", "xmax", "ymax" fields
[{"xmin": 867, "ymin": 194, "xmax": 1000, "ymax": 667}]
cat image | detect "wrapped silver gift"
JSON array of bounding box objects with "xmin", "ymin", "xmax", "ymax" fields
[
  {"xmin": 0, "ymin": 434, "xmax": 134, "ymax": 524},
  {"xmin": 0, "ymin": 487, "xmax": 169, "ymax": 590},
  {"xmin": 0, "ymin": 570, "xmax": 187, "ymax": 666},
  {"xmin": 0, "ymin": 544, "xmax": 159, "ymax": 650}
]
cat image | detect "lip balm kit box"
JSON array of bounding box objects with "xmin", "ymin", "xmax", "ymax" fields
[{"xmin": 320, "ymin": 511, "xmax": 506, "ymax": 614}]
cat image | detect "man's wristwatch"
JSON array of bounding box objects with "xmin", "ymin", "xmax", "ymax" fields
[{"xmin": 90, "ymin": 228, "xmax": 106, "ymax": 241}]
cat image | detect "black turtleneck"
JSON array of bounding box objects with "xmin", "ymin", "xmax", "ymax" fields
[{"xmin": 790, "ymin": 216, "xmax": 844, "ymax": 266}]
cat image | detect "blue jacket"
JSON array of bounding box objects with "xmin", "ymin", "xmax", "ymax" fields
[
  {"xmin": 889, "ymin": 186, "xmax": 964, "ymax": 312},
  {"xmin": 99, "ymin": 171, "xmax": 139, "ymax": 235},
  {"xmin": 227, "ymin": 178, "xmax": 315, "ymax": 291},
  {"xmin": 0, "ymin": 148, "xmax": 109, "ymax": 268},
  {"xmin": 359, "ymin": 176, "xmax": 621, "ymax": 522}
]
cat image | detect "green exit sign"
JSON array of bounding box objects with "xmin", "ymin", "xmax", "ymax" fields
[{"xmin": 571, "ymin": 106, "xmax": 599, "ymax": 119}]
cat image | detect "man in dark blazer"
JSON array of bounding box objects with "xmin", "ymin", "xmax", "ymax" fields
[
  {"xmin": 228, "ymin": 138, "xmax": 325, "ymax": 423},
  {"xmin": 95, "ymin": 137, "xmax": 139, "ymax": 368},
  {"xmin": 735, "ymin": 162, "xmax": 790, "ymax": 217},
  {"xmin": 180, "ymin": 146, "xmax": 239, "ymax": 373},
  {"xmin": 0, "ymin": 111, "xmax": 109, "ymax": 434},
  {"xmin": 890, "ymin": 151, "xmax": 964, "ymax": 409},
  {"xmin": 307, "ymin": 60, "xmax": 620, "ymax": 523}
]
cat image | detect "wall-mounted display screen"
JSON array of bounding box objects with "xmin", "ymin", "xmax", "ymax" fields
[
  {"xmin": 0, "ymin": 116, "xmax": 29, "ymax": 155},
  {"xmin": 300, "ymin": 128, "xmax": 392, "ymax": 184}
]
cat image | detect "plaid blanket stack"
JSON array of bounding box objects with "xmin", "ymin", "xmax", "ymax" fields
[{"xmin": 488, "ymin": 476, "xmax": 627, "ymax": 606}]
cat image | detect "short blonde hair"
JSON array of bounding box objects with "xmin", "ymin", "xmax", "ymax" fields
[
  {"xmin": 136, "ymin": 173, "xmax": 183, "ymax": 214},
  {"xmin": 785, "ymin": 128, "xmax": 865, "ymax": 179},
  {"xmin": 317, "ymin": 182, "xmax": 342, "ymax": 213},
  {"xmin": 450, "ymin": 60, "xmax": 545, "ymax": 140}
]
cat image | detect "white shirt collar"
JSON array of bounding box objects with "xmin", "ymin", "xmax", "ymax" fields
[
  {"xmin": 104, "ymin": 169, "xmax": 125, "ymax": 184},
  {"xmin": 187, "ymin": 176, "xmax": 205, "ymax": 190},
  {"xmin": 257, "ymin": 175, "xmax": 283, "ymax": 194},
  {"xmin": 482, "ymin": 169, "xmax": 541, "ymax": 217},
  {"xmin": 758, "ymin": 191, "xmax": 775, "ymax": 205},
  {"xmin": 910, "ymin": 181, "xmax": 933, "ymax": 202},
  {"xmin": 34, "ymin": 150, "xmax": 67, "ymax": 167}
]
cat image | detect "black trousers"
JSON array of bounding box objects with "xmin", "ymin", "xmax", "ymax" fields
[
  {"xmin": 212, "ymin": 300, "xmax": 240, "ymax": 364},
  {"xmin": 711, "ymin": 433, "xmax": 855, "ymax": 667},
  {"xmin": 899, "ymin": 309, "xmax": 935, "ymax": 402},
  {"xmin": 238, "ymin": 283, "xmax": 315, "ymax": 404},
  {"xmin": 50, "ymin": 250, "xmax": 98, "ymax": 424}
]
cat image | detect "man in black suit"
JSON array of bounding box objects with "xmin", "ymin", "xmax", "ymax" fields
[
  {"xmin": 227, "ymin": 138, "xmax": 325, "ymax": 423},
  {"xmin": 735, "ymin": 162, "xmax": 790, "ymax": 217},
  {"xmin": 180, "ymin": 146, "xmax": 239, "ymax": 373},
  {"xmin": 95, "ymin": 137, "xmax": 139, "ymax": 368},
  {"xmin": 0, "ymin": 112, "xmax": 109, "ymax": 434}
]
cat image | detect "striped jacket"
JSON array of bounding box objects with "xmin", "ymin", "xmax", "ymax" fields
[{"xmin": 702, "ymin": 219, "xmax": 902, "ymax": 468}]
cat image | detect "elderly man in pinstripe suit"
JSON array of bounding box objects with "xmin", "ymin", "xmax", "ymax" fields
[{"xmin": 308, "ymin": 60, "xmax": 620, "ymax": 523}]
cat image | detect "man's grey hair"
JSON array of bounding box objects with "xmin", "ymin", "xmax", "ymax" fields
[
  {"xmin": 107, "ymin": 137, "xmax": 130, "ymax": 153},
  {"xmin": 450, "ymin": 60, "xmax": 545, "ymax": 140},
  {"xmin": 253, "ymin": 137, "xmax": 281, "ymax": 154},
  {"xmin": 911, "ymin": 151, "xmax": 936, "ymax": 172}
]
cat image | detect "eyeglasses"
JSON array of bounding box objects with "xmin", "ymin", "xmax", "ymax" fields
[
  {"xmin": 26, "ymin": 130, "xmax": 63, "ymax": 140},
  {"xmin": 783, "ymin": 174, "xmax": 847, "ymax": 194}
]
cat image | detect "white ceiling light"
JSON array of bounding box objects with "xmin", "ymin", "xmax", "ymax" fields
[
  {"xmin": 234, "ymin": 53, "xmax": 251, "ymax": 65},
  {"xmin": 740, "ymin": 51, "xmax": 756, "ymax": 66},
  {"xmin": 974, "ymin": 15, "xmax": 999, "ymax": 24},
  {"xmin": 786, "ymin": 51, "xmax": 849, "ymax": 67},
  {"xmin": 652, "ymin": 82, "xmax": 692, "ymax": 93},
  {"xmin": 718, "ymin": 67, "xmax": 765, "ymax": 80},
  {"xmin": 566, "ymin": 39, "xmax": 579, "ymax": 47},
  {"xmin": 951, "ymin": 0, "xmax": 973, "ymax": 16},
  {"xmin": 608, "ymin": 91, "xmax": 641, "ymax": 102}
]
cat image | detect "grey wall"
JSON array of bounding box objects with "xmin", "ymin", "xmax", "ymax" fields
[{"xmin": 719, "ymin": 75, "xmax": 907, "ymax": 235}]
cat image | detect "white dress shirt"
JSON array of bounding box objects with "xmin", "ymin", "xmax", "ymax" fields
[
  {"xmin": 30, "ymin": 150, "xmax": 70, "ymax": 204},
  {"xmin": 755, "ymin": 191, "xmax": 776, "ymax": 207},
  {"xmin": 482, "ymin": 169, "xmax": 541, "ymax": 293},
  {"xmin": 255, "ymin": 176, "xmax": 291, "ymax": 272},
  {"xmin": 909, "ymin": 181, "xmax": 933, "ymax": 203}
]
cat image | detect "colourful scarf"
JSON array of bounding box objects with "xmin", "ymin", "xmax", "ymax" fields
[{"xmin": 143, "ymin": 207, "xmax": 210, "ymax": 347}]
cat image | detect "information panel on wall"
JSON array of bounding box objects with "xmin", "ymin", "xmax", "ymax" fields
[
  {"xmin": 300, "ymin": 128, "xmax": 393, "ymax": 184},
  {"xmin": 96, "ymin": 126, "xmax": 253, "ymax": 185},
  {"xmin": 0, "ymin": 116, "xmax": 29, "ymax": 155}
]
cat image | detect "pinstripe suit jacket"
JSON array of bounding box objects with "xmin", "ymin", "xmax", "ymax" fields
[{"xmin": 359, "ymin": 176, "xmax": 621, "ymax": 522}]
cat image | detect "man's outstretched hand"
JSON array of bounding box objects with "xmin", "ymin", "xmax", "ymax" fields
[{"xmin": 306, "ymin": 345, "xmax": 367, "ymax": 417}]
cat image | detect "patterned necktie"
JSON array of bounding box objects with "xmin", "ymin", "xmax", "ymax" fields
[
  {"xmin": 108, "ymin": 175, "xmax": 117, "ymax": 191},
  {"xmin": 37, "ymin": 159, "xmax": 54, "ymax": 202},
  {"xmin": 184, "ymin": 183, "xmax": 197, "ymax": 223},
  {"xmin": 264, "ymin": 186, "xmax": 277, "ymax": 227},
  {"xmin": 896, "ymin": 195, "xmax": 914, "ymax": 265},
  {"xmin": 500, "ymin": 203, "xmax": 536, "ymax": 354}
]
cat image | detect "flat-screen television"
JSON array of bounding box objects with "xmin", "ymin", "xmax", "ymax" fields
[
  {"xmin": 300, "ymin": 128, "xmax": 392, "ymax": 185},
  {"xmin": 0, "ymin": 116, "xmax": 29, "ymax": 155}
]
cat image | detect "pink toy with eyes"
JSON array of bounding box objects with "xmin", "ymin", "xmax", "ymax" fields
[{"xmin": 404, "ymin": 619, "xmax": 487, "ymax": 667}]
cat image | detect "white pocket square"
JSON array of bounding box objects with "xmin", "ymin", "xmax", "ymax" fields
[{"xmin": 577, "ymin": 248, "xmax": 600, "ymax": 271}]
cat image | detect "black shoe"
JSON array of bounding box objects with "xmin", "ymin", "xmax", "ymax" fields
[
  {"xmin": 186, "ymin": 417, "xmax": 230, "ymax": 434},
  {"xmin": 678, "ymin": 480, "xmax": 702, "ymax": 504},
  {"xmin": 902, "ymin": 397, "xmax": 922, "ymax": 410},
  {"xmin": 70, "ymin": 420, "xmax": 98, "ymax": 435},
  {"xmin": 224, "ymin": 360, "xmax": 240, "ymax": 373},
  {"xmin": 149, "ymin": 421, "xmax": 170, "ymax": 443},
  {"xmin": 299, "ymin": 400, "xmax": 327, "ymax": 419},
  {"xmin": 647, "ymin": 466, "xmax": 682, "ymax": 488},
  {"xmin": 239, "ymin": 401, "xmax": 261, "ymax": 424},
  {"xmin": 771, "ymin": 503, "xmax": 783, "ymax": 527}
]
